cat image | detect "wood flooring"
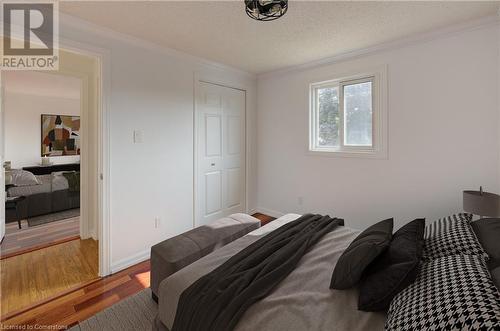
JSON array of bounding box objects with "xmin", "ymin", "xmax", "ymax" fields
[
  {"xmin": 1, "ymin": 260, "xmax": 150, "ymax": 329},
  {"xmin": 1, "ymin": 238, "xmax": 99, "ymax": 317},
  {"xmin": 1, "ymin": 217, "xmax": 80, "ymax": 258},
  {"xmin": 252, "ymin": 212, "xmax": 276, "ymax": 226}
]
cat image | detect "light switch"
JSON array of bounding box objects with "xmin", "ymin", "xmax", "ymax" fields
[{"xmin": 133, "ymin": 130, "xmax": 143, "ymax": 143}]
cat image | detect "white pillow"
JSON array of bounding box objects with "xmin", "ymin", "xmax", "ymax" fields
[
  {"xmin": 10, "ymin": 169, "xmax": 41, "ymax": 186},
  {"xmin": 51, "ymin": 172, "xmax": 70, "ymax": 191}
]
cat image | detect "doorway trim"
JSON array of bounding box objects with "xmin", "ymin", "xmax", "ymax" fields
[
  {"xmin": 193, "ymin": 72, "xmax": 249, "ymax": 228},
  {"xmin": 57, "ymin": 37, "xmax": 112, "ymax": 277}
]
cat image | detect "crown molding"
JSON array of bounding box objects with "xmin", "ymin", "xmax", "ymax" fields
[
  {"xmin": 58, "ymin": 12, "xmax": 257, "ymax": 80},
  {"xmin": 258, "ymin": 14, "xmax": 500, "ymax": 80},
  {"xmin": 4, "ymin": 89, "xmax": 80, "ymax": 100}
]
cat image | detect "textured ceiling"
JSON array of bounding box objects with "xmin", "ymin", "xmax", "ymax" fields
[
  {"xmin": 4, "ymin": 71, "xmax": 81, "ymax": 99},
  {"xmin": 60, "ymin": 1, "xmax": 499, "ymax": 74}
]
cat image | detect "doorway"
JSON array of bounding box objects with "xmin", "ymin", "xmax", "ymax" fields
[
  {"xmin": 0, "ymin": 48, "xmax": 103, "ymax": 318},
  {"xmin": 195, "ymin": 81, "xmax": 246, "ymax": 227},
  {"xmin": 1, "ymin": 71, "xmax": 82, "ymax": 258}
]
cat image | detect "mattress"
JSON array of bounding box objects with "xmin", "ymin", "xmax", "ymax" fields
[{"xmin": 157, "ymin": 213, "xmax": 386, "ymax": 331}]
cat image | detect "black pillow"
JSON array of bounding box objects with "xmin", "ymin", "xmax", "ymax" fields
[
  {"xmin": 358, "ymin": 218, "xmax": 425, "ymax": 311},
  {"xmin": 330, "ymin": 218, "xmax": 393, "ymax": 290},
  {"xmin": 471, "ymin": 218, "xmax": 500, "ymax": 260}
]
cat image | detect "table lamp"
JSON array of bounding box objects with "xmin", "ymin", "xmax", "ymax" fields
[{"xmin": 463, "ymin": 186, "xmax": 500, "ymax": 219}]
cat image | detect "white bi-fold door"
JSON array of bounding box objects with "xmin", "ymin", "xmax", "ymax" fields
[{"xmin": 196, "ymin": 81, "xmax": 246, "ymax": 226}]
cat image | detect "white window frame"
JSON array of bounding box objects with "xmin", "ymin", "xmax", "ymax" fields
[{"xmin": 308, "ymin": 66, "xmax": 387, "ymax": 159}]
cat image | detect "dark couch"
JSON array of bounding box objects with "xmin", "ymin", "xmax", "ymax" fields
[
  {"xmin": 5, "ymin": 189, "xmax": 80, "ymax": 223},
  {"xmin": 5, "ymin": 163, "xmax": 80, "ymax": 223}
]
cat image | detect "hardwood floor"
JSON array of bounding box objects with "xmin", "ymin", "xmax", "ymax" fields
[
  {"xmin": 252, "ymin": 212, "xmax": 276, "ymax": 226},
  {"xmin": 0, "ymin": 213, "xmax": 274, "ymax": 329},
  {"xmin": 1, "ymin": 238, "xmax": 98, "ymax": 317},
  {"xmin": 1, "ymin": 217, "xmax": 80, "ymax": 258},
  {"xmin": 1, "ymin": 260, "xmax": 150, "ymax": 329}
]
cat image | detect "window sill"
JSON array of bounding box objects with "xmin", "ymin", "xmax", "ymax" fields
[{"xmin": 307, "ymin": 148, "xmax": 387, "ymax": 159}]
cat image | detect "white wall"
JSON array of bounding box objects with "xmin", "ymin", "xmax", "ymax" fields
[
  {"xmin": 59, "ymin": 15, "xmax": 258, "ymax": 272},
  {"xmin": 4, "ymin": 93, "xmax": 81, "ymax": 168},
  {"xmin": 257, "ymin": 24, "xmax": 500, "ymax": 230}
]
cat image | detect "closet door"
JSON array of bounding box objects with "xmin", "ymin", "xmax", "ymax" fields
[{"xmin": 196, "ymin": 82, "xmax": 245, "ymax": 226}]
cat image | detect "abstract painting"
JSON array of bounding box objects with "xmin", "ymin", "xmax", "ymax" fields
[{"xmin": 41, "ymin": 114, "xmax": 80, "ymax": 157}]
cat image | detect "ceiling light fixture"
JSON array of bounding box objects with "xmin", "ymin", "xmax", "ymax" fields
[{"xmin": 245, "ymin": 0, "xmax": 288, "ymax": 21}]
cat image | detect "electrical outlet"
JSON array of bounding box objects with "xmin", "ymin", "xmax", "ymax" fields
[
  {"xmin": 134, "ymin": 130, "xmax": 144, "ymax": 143},
  {"xmin": 154, "ymin": 217, "xmax": 161, "ymax": 228}
]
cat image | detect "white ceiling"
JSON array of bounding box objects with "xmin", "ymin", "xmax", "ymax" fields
[
  {"xmin": 60, "ymin": 1, "xmax": 500, "ymax": 74},
  {"xmin": 3, "ymin": 71, "xmax": 81, "ymax": 99}
]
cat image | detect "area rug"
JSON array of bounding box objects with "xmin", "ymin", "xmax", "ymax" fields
[
  {"xmin": 27, "ymin": 208, "xmax": 80, "ymax": 227},
  {"xmin": 69, "ymin": 289, "xmax": 157, "ymax": 331}
]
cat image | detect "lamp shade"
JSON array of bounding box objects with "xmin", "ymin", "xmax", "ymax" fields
[{"xmin": 463, "ymin": 190, "xmax": 500, "ymax": 217}]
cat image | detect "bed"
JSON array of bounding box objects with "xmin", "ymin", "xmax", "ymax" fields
[
  {"xmin": 152, "ymin": 213, "xmax": 500, "ymax": 331},
  {"xmin": 154, "ymin": 214, "xmax": 385, "ymax": 331}
]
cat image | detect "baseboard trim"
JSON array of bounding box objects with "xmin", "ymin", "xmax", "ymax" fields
[
  {"xmin": 254, "ymin": 207, "xmax": 285, "ymax": 219},
  {"xmin": 247, "ymin": 208, "xmax": 258, "ymax": 215},
  {"xmin": 110, "ymin": 249, "xmax": 150, "ymax": 274}
]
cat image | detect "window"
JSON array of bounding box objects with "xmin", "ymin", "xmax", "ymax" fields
[{"xmin": 309, "ymin": 69, "xmax": 387, "ymax": 158}]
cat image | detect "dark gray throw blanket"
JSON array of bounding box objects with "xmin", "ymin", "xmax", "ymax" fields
[{"xmin": 171, "ymin": 214, "xmax": 344, "ymax": 331}]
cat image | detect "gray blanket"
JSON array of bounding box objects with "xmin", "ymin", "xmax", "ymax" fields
[{"xmin": 158, "ymin": 214, "xmax": 386, "ymax": 331}]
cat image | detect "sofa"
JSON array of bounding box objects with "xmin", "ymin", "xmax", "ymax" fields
[{"xmin": 5, "ymin": 169, "xmax": 80, "ymax": 223}]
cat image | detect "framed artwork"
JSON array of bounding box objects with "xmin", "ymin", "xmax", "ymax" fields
[{"xmin": 41, "ymin": 114, "xmax": 80, "ymax": 157}]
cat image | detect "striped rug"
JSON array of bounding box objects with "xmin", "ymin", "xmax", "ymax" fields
[{"xmin": 70, "ymin": 289, "xmax": 157, "ymax": 331}]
